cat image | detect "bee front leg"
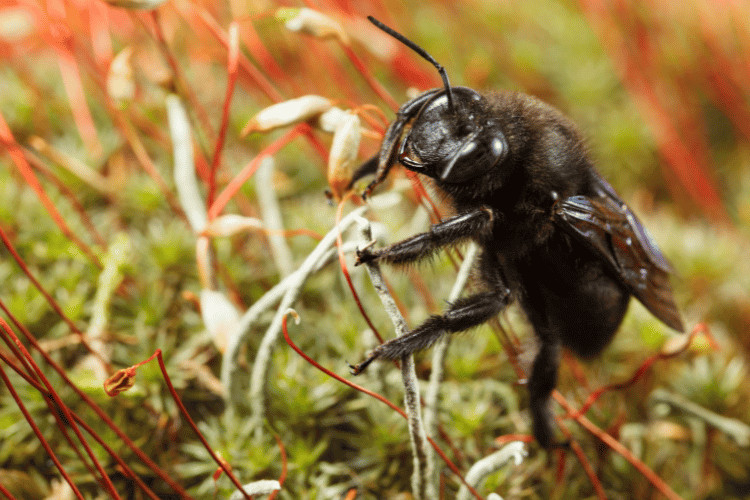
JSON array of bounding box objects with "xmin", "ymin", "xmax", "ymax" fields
[{"xmin": 355, "ymin": 207, "xmax": 494, "ymax": 267}]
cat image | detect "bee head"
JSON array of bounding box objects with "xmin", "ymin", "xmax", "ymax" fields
[{"xmin": 363, "ymin": 17, "xmax": 508, "ymax": 195}]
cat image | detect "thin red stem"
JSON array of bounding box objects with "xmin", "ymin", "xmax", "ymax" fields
[
  {"xmin": 45, "ymin": 8, "xmax": 102, "ymax": 158},
  {"xmin": 0, "ymin": 318, "xmax": 120, "ymax": 497},
  {"xmin": 0, "ymin": 224, "xmax": 105, "ymax": 362},
  {"xmin": 267, "ymin": 434, "xmax": 288, "ymax": 500},
  {"xmin": 208, "ymin": 22, "xmax": 240, "ymax": 207},
  {"xmin": 568, "ymin": 323, "xmax": 710, "ymax": 419},
  {"xmin": 577, "ymin": 0, "xmax": 727, "ymax": 222},
  {"xmin": 0, "ymin": 348, "xmax": 162, "ymax": 499},
  {"xmin": 107, "ymin": 106, "xmax": 188, "ymax": 221},
  {"xmin": 280, "ymin": 312, "xmax": 483, "ymax": 500},
  {"xmin": 23, "ymin": 150, "xmax": 107, "ymax": 248},
  {"xmin": 0, "ymin": 483, "xmax": 17, "ymax": 500},
  {"xmin": 0, "ymin": 363, "xmax": 85, "ymax": 500},
  {"xmin": 553, "ymin": 390, "xmax": 682, "ymax": 500},
  {"xmin": 555, "ymin": 421, "xmax": 607, "ymax": 499},
  {"xmin": 149, "ymin": 10, "xmax": 215, "ymax": 141},
  {"xmin": 498, "ymin": 316, "xmax": 684, "ymax": 497},
  {"xmin": 190, "ymin": 5, "xmax": 284, "ymax": 103},
  {"xmin": 153, "ymin": 349, "xmax": 250, "ymax": 499},
  {"xmin": 70, "ymin": 413, "xmax": 162, "ymax": 500},
  {"xmin": 335, "ymin": 194, "xmax": 384, "ymax": 344},
  {"xmin": 0, "ymin": 298, "xmax": 190, "ymax": 497},
  {"xmin": 208, "ymin": 124, "xmax": 307, "ymax": 220},
  {"xmin": 340, "ymin": 43, "xmax": 399, "ymax": 112},
  {"xmin": 0, "ymin": 111, "xmax": 101, "ymax": 268}
]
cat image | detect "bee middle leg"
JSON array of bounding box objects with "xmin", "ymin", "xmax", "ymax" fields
[
  {"xmin": 351, "ymin": 290, "xmax": 509, "ymax": 374},
  {"xmin": 351, "ymin": 249, "xmax": 509, "ymax": 374}
]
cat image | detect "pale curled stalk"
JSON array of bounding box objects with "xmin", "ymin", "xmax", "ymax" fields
[
  {"xmin": 650, "ymin": 388, "xmax": 750, "ymax": 446},
  {"xmin": 255, "ymin": 157, "xmax": 294, "ymax": 277},
  {"xmin": 247, "ymin": 210, "xmax": 367, "ymax": 438},
  {"xmin": 28, "ymin": 136, "xmax": 113, "ymax": 194},
  {"xmin": 456, "ymin": 441, "xmax": 527, "ymax": 500},
  {"xmin": 91, "ymin": 235, "xmax": 131, "ymax": 338},
  {"xmin": 228, "ymin": 479, "xmax": 280, "ymax": 500},
  {"xmin": 79, "ymin": 234, "xmax": 132, "ymax": 378},
  {"xmin": 424, "ymin": 242, "xmax": 479, "ymax": 484},
  {"xmin": 220, "ymin": 207, "xmax": 366, "ymax": 412},
  {"xmin": 220, "ymin": 243, "xmax": 355, "ymax": 401},
  {"xmin": 167, "ymin": 93, "xmax": 218, "ymax": 292},
  {"xmin": 356, "ymin": 217, "xmax": 436, "ymax": 500},
  {"xmin": 166, "ymin": 94, "xmax": 207, "ymax": 234}
]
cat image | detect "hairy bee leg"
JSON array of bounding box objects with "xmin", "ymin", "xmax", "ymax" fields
[
  {"xmin": 356, "ymin": 208, "xmax": 494, "ymax": 266},
  {"xmin": 351, "ymin": 291, "xmax": 510, "ymax": 374},
  {"xmin": 369, "ymin": 291, "xmax": 511, "ymax": 363},
  {"xmin": 527, "ymin": 338, "xmax": 563, "ymax": 448},
  {"xmin": 352, "ymin": 249, "xmax": 508, "ymax": 375},
  {"xmin": 348, "ymin": 354, "xmax": 377, "ymax": 375}
]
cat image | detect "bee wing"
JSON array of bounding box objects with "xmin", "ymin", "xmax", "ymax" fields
[{"xmin": 553, "ymin": 178, "xmax": 684, "ymax": 332}]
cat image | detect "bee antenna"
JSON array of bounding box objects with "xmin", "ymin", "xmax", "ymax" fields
[{"xmin": 367, "ymin": 16, "xmax": 455, "ymax": 112}]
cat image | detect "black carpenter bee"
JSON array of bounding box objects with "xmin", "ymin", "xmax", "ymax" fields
[{"xmin": 350, "ymin": 17, "xmax": 684, "ymax": 448}]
